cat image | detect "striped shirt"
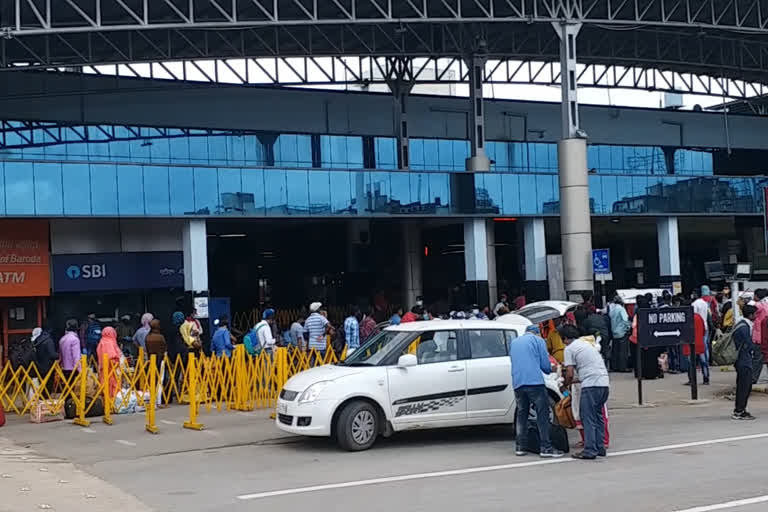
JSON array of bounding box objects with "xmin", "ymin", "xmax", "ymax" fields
[
  {"xmin": 305, "ymin": 313, "xmax": 329, "ymax": 352},
  {"xmin": 344, "ymin": 316, "xmax": 360, "ymax": 349}
]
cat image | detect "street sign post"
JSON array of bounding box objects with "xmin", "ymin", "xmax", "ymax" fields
[
  {"xmin": 592, "ymin": 249, "xmax": 610, "ymax": 274},
  {"xmin": 593, "ymin": 249, "xmax": 611, "ymax": 309},
  {"xmin": 635, "ymin": 306, "xmax": 695, "ymax": 404}
]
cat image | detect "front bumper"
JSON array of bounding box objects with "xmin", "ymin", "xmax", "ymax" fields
[{"xmin": 274, "ymin": 397, "xmax": 337, "ymax": 437}]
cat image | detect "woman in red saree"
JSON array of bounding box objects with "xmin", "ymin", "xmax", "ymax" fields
[{"xmin": 97, "ymin": 326, "xmax": 122, "ymax": 399}]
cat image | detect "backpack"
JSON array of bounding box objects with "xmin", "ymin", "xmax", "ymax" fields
[
  {"xmin": 711, "ymin": 323, "xmax": 740, "ymax": 366},
  {"xmin": 9, "ymin": 337, "xmax": 35, "ymax": 369}
]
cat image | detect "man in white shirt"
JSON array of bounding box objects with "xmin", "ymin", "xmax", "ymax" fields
[
  {"xmin": 254, "ymin": 308, "xmax": 276, "ymax": 354},
  {"xmin": 560, "ymin": 324, "xmax": 610, "ymax": 460}
]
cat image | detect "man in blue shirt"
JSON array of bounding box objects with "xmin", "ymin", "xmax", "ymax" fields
[
  {"xmin": 211, "ymin": 315, "xmax": 234, "ymax": 357},
  {"xmin": 509, "ymin": 325, "xmax": 563, "ymax": 458},
  {"xmin": 344, "ymin": 308, "xmax": 361, "ymax": 354}
]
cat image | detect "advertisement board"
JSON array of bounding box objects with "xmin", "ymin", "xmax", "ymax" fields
[{"xmin": 0, "ymin": 220, "xmax": 50, "ymax": 297}]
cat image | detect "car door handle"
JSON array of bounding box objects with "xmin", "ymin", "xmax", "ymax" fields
[{"xmin": 448, "ymin": 366, "xmax": 465, "ymax": 373}]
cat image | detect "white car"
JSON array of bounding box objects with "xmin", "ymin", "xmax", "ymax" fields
[{"xmin": 275, "ymin": 319, "xmax": 563, "ymax": 451}]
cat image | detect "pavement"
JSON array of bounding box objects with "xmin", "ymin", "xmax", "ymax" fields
[{"xmin": 1, "ymin": 368, "xmax": 768, "ymax": 512}]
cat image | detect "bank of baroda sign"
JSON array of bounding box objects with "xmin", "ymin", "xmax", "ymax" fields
[{"xmin": 0, "ymin": 220, "xmax": 50, "ymax": 297}]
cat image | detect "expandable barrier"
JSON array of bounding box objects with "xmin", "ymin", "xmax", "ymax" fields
[{"xmin": 0, "ymin": 343, "xmax": 347, "ymax": 433}]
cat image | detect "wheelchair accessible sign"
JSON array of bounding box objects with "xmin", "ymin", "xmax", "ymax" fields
[{"xmin": 592, "ymin": 249, "xmax": 610, "ymax": 274}]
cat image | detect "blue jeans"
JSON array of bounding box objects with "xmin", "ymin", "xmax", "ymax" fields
[
  {"xmin": 580, "ymin": 387, "xmax": 609, "ymax": 457},
  {"xmin": 514, "ymin": 385, "xmax": 552, "ymax": 452}
]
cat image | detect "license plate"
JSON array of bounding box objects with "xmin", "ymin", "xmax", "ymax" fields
[{"xmin": 277, "ymin": 402, "xmax": 288, "ymax": 415}]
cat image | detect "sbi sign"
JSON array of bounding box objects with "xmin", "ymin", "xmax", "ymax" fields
[{"xmin": 66, "ymin": 264, "xmax": 106, "ymax": 280}]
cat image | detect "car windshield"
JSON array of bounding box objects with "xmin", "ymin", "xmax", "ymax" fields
[
  {"xmin": 340, "ymin": 329, "xmax": 413, "ymax": 366},
  {"xmin": 517, "ymin": 306, "xmax": 567, "ymax": 324}
]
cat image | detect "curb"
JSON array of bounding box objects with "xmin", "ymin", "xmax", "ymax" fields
[{"xmin": 752, "ymin": 384, "xmax": 768, "ymax": 394}]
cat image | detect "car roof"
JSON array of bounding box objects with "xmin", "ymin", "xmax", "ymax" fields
[{"xmin": 386, "ymin": 319, "xmax": 526, "ymax": 332}]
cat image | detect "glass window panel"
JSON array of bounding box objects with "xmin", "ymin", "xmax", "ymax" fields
[
  {"xmin": 189, "ymin": 136, "xmax": 210, "ymax": 164},
  {"xmin": 296, "ymin": 135, "xmax": 313, "ymax": 167},
  {"xmin": 437, "ymin": 140, "xmax": 453, "ymax": 171},
  {"xmin": 500, "ymin": 174, "xmax": 521, "ymax": 215},
  {"xmin": 701, "ymin": 151, "xmax": 713, "ymax": 175},
  {"xmin": 512, "ymin": 143, "xmax": 528, "ymax": 172},
  {"xmin": 218, "ymin": 168, "xmax": 242, "ymax": 215},
  {"xmin": 348, "ymin": 171, "xmax": 367, "ymax": 214},
  {"xmin": 88, "ymin": 141, "xmax": 110, "ymax": 160},
  {"xmin": 610, "ymin": 146, "xmax": 624, "ymax": 173},
  {"xmin": 62, "ymin": 163, "xmax": 91, "ymax": 215},
  {"xmin": 597, "ymin": 145, "xmax": 611, "ymax": 172},
  {"xmin": 244, "ymin": 135, "xmax": 265, "ymax": 166},
  {"xmin": 4, "ymin": 161, "xmax": 34, "ymax": 215},
  {"xmin": 389, "ymin": 171, "xmax": 411, "ymax": 207},
  {"xmin": 587, "ymin": 145, "xmax": 599, "ymax": 171},
  {"xmin": 128, "ymin": 138, "xmax": 151, "ymax": 163},
  {"xmin": 0, "ymin": 164, "xmax": 5, "ymax": 215},
  {"xmin": 422, "ymin": 139, "xmax": 439, "ymax": 170},
  {"xmin": 117, "ymin": 165, "xmax": 144, "ymax": 215},
  {"xmin": 330, "ymin": 171, "xmax": 354, "ymax": 213},
  {"xmin": 227, "ymin": 135, "xmax": 246, "ymax": 166},
  {"xmin": 275, "ymin": 135, "xmax": 296, "ymax": 167},
  {"xmin": 66, "ymin": 142, "xmax": 91, "ymax": 160},
  {"xmin": 264, "ymin": 169, "xmax": 289, "ymax": 215},
  {"xmin": 375, "ymin": 137, "xmax": 397, "ymax": 170},
  {"xmin": 90, "ymin": 164, "xmax": 118, "ymax": 215},
  {"xmin": 289, "ymin": 169, "xmax": 311, "ymax": 212},
  {"xmin": 346, "ymin": 137, "xmax": 363, "ymax": 169},
  {"xmin": 428, "ymin": 173, "xmax": 451, "ymax": 214},
  {"xmin": 308, "ymin": 170, "xmax": 331, "ymax": 215},
  {"xmin": 454, "ymin": 141, "xmax": 469, "ymax": 171},
  {"xmin": 410, "ymin": 172, "xmax": 429, "ymax": 207},
  {"xmin": 367, "ymin": 172, "xmax": 391, "ymax": 214},
  {"xmin": 589, "ymin": 174, "xmax": 603, "ymax": 214},
  {"xmin": 168, "ymin": 167, "xmax": 195, "ymax": 215},
  {"xmin": 546, "ymin": 144, "xmax": 558, "ymax": 172},
  {"xmin": 409, "ymin": 139, "xmax": 425, "ymax": 170},
  {"xmin": 193, "ymin": 167, "xmax": 219, "ymax": 215},
  {"xmin": 612, "ymin": 176, "xmax": 633, "ymax": 214},
  {"xmin": 169, "ymin": 136, "xmax": 191, "ymax": 164},
  {"xmin": 476, "ymin": 173, "xmax": 502, "ymax": 215},
  {"xmin": 149, "ymin": 137, "xmax": 171, "ymax": 164},
  {"xmin": 240, "ymin": 168, "xmax": 266, "ymax": 215},
  {"xmin": 598, "ymin": 175, "xmax": 618, "ymax": 214},
  {"xmin": 518, "ymin": 175, "xmax": 537, "ymax": 214},
  {"xmin": 33, "ymin": 162, "xmax": 63, "ymax": 215},
  {"xmin": 208, "ymin": 136, "xmax": 228, "ymax": 165},
  {"xmin": 537, "ymin": 175, "xmax": 558, "ymax": 214},
  {"xmin": 144, "ymin": 165, "xmax": 170, "ymax": 216}
]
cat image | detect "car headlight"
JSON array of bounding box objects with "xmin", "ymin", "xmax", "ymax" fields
[{"xmin": 298, "ymin": 381, "xmax": 331, "ymax": 404}]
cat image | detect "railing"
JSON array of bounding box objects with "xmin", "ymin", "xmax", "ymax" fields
[{"xmin": 0, "ymin": 345, "xmax": 345, "ymax": 432}]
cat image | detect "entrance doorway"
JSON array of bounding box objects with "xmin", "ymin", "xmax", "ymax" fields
[{"xmin": 1, "ymin": 298, "xmax": 44, "ymax": 364}]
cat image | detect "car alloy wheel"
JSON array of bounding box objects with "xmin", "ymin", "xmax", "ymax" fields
[{"xmin": 351, "ymin": 410, "xmax": 376, "ymax": 445}]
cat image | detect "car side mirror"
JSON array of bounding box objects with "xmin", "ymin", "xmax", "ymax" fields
[{"xmin": 397, "ymin": 354, "xmax": 418, "ymax": 368}]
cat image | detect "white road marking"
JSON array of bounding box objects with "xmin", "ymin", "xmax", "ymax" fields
[
  {"xmin": 673, "ymin": 495, "xmax": 768, "ymax": 512},
  {"xmin": 237, "ymin": 432, "xmax": 768, "ymax": 501},
  {"xmin": 202, "ymin": 430, "xmax": 221, "ymax": 437},
  {"xmin": 160, "ymin": 420, "xmax": 177, "ymax": 425},
  {"xmin": 80, "ymin": 428, "xmax": 96, "ymax": 434},
  {"xmin": 115, "ymin": 440, "xmax": 137, "ymax": 447}
]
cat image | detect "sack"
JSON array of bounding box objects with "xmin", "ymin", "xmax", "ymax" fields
[
  {"xmin": 554, "ymin": 395, "xmax": 577, "ymax": 429},
  {"xmin": 30, "ymin": 400, "xmax": 63, "ymax": 423},
  {"xmin": 9, "ymin": 337, "xmax": 35, "ymax": 369},
  {"xmin": 711, "ymin": 329, "xmax": 738, "ymax": 366},
  {"xmin": 64, "ymin": 397, "xmax": 105, "ymax": 419},
  {"xmin": 521, "ymin": 420, "xmax": 570, "ymax": 454}
]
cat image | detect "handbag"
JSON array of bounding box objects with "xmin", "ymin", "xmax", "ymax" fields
[{"xmin": 554, "ymin": 394, "xmax": 577, "ymax": 429}]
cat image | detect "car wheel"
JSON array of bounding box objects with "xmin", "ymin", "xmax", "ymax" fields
[{"xmin": 335, "ymin": 401, "xmax": 379, "ymax": 451}]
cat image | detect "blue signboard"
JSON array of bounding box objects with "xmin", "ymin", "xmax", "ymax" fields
[
  {"xmin": 592, "ymin": 249, "xmax": 611, "ymax": 274},
  {"xmin": 52, "ymin": 252, "xmax": 184, "ymax": 292}
]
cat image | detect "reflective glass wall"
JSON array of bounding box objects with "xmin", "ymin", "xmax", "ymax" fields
[{"xmin": 0, "ymin": 120, "xmax": 759, "ymax": 218}]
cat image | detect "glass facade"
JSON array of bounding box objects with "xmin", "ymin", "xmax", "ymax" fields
[{"xmin": 0, "ymin": 120, "xmax": 758, "ymax": 218}]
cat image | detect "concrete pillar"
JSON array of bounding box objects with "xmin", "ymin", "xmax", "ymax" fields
[
  {"xmin": 182, "ymin": 219, "xmax": 209, "ymax": 293},
  {"xmin": 402, "ymin": 222, "xmax": 423, "ymax": 309},
  {"xmin": 558, "ymin": 139, "xmax": 593, "ymax": 297},
  {"xmin": 466, "ymin": 54, "xmax": 491, "ymax": 172},
  {"xmin": 524, "ymin": 218, "xmax": 549, "ymax": 300},
  {"xmin": 464, "ymin": 218, "xmax": 496, "ymax": 307},
  {"xmin": 657, "ymin": 216, "xmax": 682, "ymax": 293},
  {"xmin": 554, "ymin": 21, "xmax": 593, "ymax": 299}
]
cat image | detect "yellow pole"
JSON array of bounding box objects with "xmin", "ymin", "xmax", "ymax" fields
[
  {"xmin": 73, "ymin": 355, "xmax": 90, "ymax": 427},
  {"xmin": 183, "ymin": 353, "xmax": 204, "ymax": 430},
  {"xmin": 102, "ymin": 353, "xmax": 113, "ymax": 426},
  {"xmin": 145, "ymin": 354, "xmax": 159, "ymax": 434}
]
